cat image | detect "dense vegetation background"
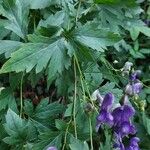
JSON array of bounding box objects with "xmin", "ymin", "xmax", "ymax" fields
[{"xmin": 0, "ymin": 0, "xmax": 149, "ymax": 150}]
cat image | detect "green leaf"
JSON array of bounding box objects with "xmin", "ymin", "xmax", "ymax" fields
[
  {"xmin": 69, "ymin": 137, "xmax": 89, "ymax": 150},
  {"xmin": 0, "ymin": 39, "xmax": 71, "ymax": 80},
  {"xmin": 84, "ymin": 62, "xmax": 103, "ymax": 91},
  {"xmin": 130, "ymin": 27, "xmax": 140, "ymax": 41},
  {"xmin": 2, "ymin": 0, "xmax": 29, "ymax": 39},
  {"xmin": 142, "ymin": 113, "xmax": 150, "ymax": 135},
  {"xmin": 29, "ymin": 0, "xmax": 51, "ymax": 9},
  {"xmin": 0, "ymin": 88, "xmax": 17, "ymax": 112},
  {"xmin": 94, "ymin": 0, "xmax": 136, "ymax": 6},
  {"xmin": 99, "ymin": 82, "xmax": 123, "ymax": 103},
  {"xmin": 3, "ymin": 109, "xmax": 28, "ymax": 145},
  {"xmin": 136, "ymin": 26, "xmax": 150, "ymax": 37},
  {"xmin": 44, "ymin": 133, "xmax": 62, "ymax": 150},
  {"xmin": 29, "ymin": 0, "xmax": 59, "ymax": 9},
  {"xmin": 34, "ymin": 99, "xmax": 65, "ymax": 120},
  {"xmin": 55, "ymin": 119, "xmax": 67, "ymax": 131},
  {"xmin": 100, "ymin": 130, "xmax": 112, "ymax": 150},
  {"xmin": 24, "ymin": 100, "xmax": 34, "ymax": 117},
  {"xmin": 9, "ymin": 72, "xmax": 23, "ymax": 89},
  {"xmin": 140, "ymin": 48, "xmax": 150, "ymax": 54},
  {"xmin": 39, "ymin": 11, "xmax": 65, "ymax": 28},
  {"xmin": 0, "ymin": 40, "xmax": 22, "ymax": 58},
  {"xmin": 73, "ymin": 23, "xmax": 121, "ymax": 52},
  {"xmin": 32, "ymin": 130, "xmax": 62, "ymax": 150},
  {"xmin": 0, "ymin": 19, "xmax": 10, "ymax": 39}
]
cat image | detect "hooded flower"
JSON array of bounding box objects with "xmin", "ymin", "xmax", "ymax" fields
[
  {"xmin": 101, "ymin": 93, "xmax": 114, "ymax": 110},
  {"xmin": 96, "ymin": 93, "xmax": 114, "ymax": 131},
  {"xmin": 113, "ymin": 133, "xmax": 125, "ymax": 150},
  {"xmin": 114, "ymin": 135, "xmax": 140, "ymax": 150},
  {"xmin": 130, "ymin": 70, "xmax": 141, "ymax": 81},
  {"xmin": 118, "ymin": 121, "xmax": 136, "ymax": 137},
  {"xmin": 125, "ymin": 137, "xmax": 140, "ymax": 150},
  {"xmin": 132, "ymin": 82, "xmax": 143, "ymax": 95},
  {"xmin": 125, "ymin": 82, "xmax": 143, "ymax": 96},
  {"xmin": 112, "ymin": 105, "xmax": 135, "ymax": 126},
  {"xmin": 112, "ymin": 101, "xmax": 138, "ymax": 149}
]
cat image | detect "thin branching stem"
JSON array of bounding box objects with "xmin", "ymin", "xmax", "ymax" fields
[
  {"xmin": 20, "ymin": 72, "xmax": 24, "ymax": 117},
  {"xmin": 62, "ymin": 119, "xmax": 72, "ymax": 150},
  {"xmin": 89, "ymin": 117, "xmax": 94, "ymax": 150},
  {"xmin": 74, "ymin": 54, "xmax": 86, "ymax": 101},
  {"xmin": 73, "ymin": 57, "xmax": 78, "ymax": 139},
  {"xmin": 74, "ymin": 54, "xmax": 99, "ymax": 114},
  {"xmin": 75, "ymin": 0, "xmax": 81, "ymax": 24}
]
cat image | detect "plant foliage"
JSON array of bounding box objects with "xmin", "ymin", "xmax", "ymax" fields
[{"xmin": 0, "ymin": 0, "xmax": 149, "ymax": 150}]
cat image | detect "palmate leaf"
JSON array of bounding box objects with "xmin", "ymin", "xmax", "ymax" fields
[
  {"xmin": 69, "ymin": 136, "xmax": 89, "ymax": 150},
  {"xmin": 73, "ymin": 23, "xmax": 121, "ymax": 52},
  {"xmin": 33, "ymin": 130, "xmax": 62, "ymax": 150},
  {"xmin": 0, "ymin": 21, "xmax": 121, "ymax": 80},
  {"xmin": 3, "ymin": 109, "xmax": 28, "ymax": 145},
  {"xmin": 0, "ymin": 39, "xmax": 71, "ymax": 80},
  {"xmin": 33, "ymin": 99, "xmax": 65, "ymax": 120},
  {"xmin": 99, "ymin": 130, "xmax": 112, "ymax": 150},
  {"xmin": 94, "ymin": 0, "xmax": 136, "ymax": 5},
  {"xmin": 0, "ymin": 19, "xmax": 10, "ymax": 39},
  {"xmin": 0, "ymin": 88, "xmax": 17, "ymax": 112},
  {"xmin": 0, "ymin": 40, "xmax": 22, "ymax": 58},
  {"xmin": 3, "ymin": 109, "xmax": 38, "ymax": 147},
  {"xmin": 29, "ymin": 0, "xmax": 60, "ymax": 9},
  {"xmin": 1, "ymin": 0, "xmax": 29, "ymax": 39},
  {"xmin": 142, "ymin": 113, "xmax": 150, "ymax": 135}
]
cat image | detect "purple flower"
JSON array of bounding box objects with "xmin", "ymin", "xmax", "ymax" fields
[
  {"xmin": 130, "ymin": 72, "xmax": 137, "ymax": 81},
  {"xmin": 114, "ymin": 135, "xmax": 140, "ymax": 150},
  {"xmin": 114, "ymin": 133, "xmax": 125, "ymax": 150},
  {"xmin": 97, "ymin": 110, "xmax": 113, "ymax": 125},
  {"xmin": 132, "ymin": 82, "xmax": 143, "ymax": 94},
  {"xmin": 96, "ymin": 93, "xmax": 114, "ymax": 131},
  {"xmin": 101, "ymin": 93, "xmax": 114, "ymax": 110},
  {"xmin": 125, "ymin": 82, "xmax": 143, "ymax": 96},
  {"xmin": 112, "ymin": 105, "xmax": 135, "ymax": 126},
  {"xmin": 125, "ymin": 137, "xmax": 140, "ymax": 150},
  {"xmin": 46, "ymin": 146, "xmax": 57, "ymax": 150},
  {"xmin": 118, "ymin": 122, "xmax": 136, "ymax": 137},
  {"xmin": 130, "ymin": 70, "xmax": 141, "ymax": 81},
  {"xmin": 144, "ymin": 20, "xmax": 150, "ymax": 26}
]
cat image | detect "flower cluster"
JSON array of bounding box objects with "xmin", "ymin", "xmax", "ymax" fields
[
  {"xmin": 96, "ymin": 66, "xmax": 142, "ymax": 150},
  {"xmin": 125, "ymin": 70, "xmax": 143, "ymax": 96},
  {"xmin": 96, "ymin": 92, "xmax": 140, "ymax": 150}
]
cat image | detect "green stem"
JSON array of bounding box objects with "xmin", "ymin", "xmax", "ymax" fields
[
  {"xmin": 62, "ymin": 119, "xmax": 72, "ymax": 150},
  {"xmin": 74, "ymin": 54, "xmax": 86, "ymax": 101},
  {"xmin": 73, "ymin": 57, "xmax": 78, "ymax": 139},
  {"xmin": 89, "ymin": 117, "xmax": 94, "ymax": 150},
  {"xmin": 75, "ymin": 0, "xmax": 81, "ymax": 24},
  {"xmin": 20, "ymin": 72, "xmax": 24, "ymax": 117},
  {"xmin": 74, "ymin": 54, "xmax": 99, "ymax": 114}
]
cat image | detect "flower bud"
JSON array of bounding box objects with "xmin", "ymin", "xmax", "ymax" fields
[
  {"xmin": 130, "ymin": 70, "xmax": 142, "ymax": 81},
  {"xmin": 46, "ymin": 146, "xmax": 57, "ymax": 150},
  {"xmin": 125, "ymin": 84, "xmax": 133, "ymax": 96},
  {"xmin": 91, "ymin": 89, "xmax": 103, "ymax": 103},
  {"xmin": 84, "ymin": 103, "xmax": 94, "ymax": 113},
  {"xmin": 132, "ymin": 82, "xmax": 143, "ymax": 94},
  {"xmin": 123, "ymin": 62, "xmax": 133, "ymax": 72}
]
